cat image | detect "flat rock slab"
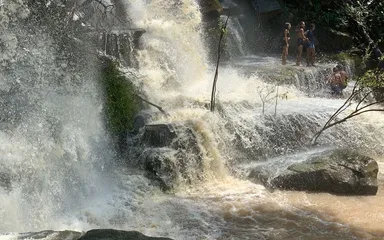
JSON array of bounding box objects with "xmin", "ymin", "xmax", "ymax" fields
[
  {"xmin": 78, "ymin": 229, "xmax": 173, "ymax": 240},
  {"xmin": 249, "ymin": 149, "xmax": 379, "ymax": 195},
  {"xmin": 16, "ymin": 229, "xmax": 173, "ymax": 240}
]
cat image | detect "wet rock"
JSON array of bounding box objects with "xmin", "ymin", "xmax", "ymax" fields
[
  {"xmin": 249, "ymin": 149, "xmax": 379, "ymax": 195},
  {"xmin": 0, "ymin": 171, "xmax": 12, "ymax": 192},
  {"xmin": 18, "ymin": 230, "xmax": 81, "ymax": 240},
  {"xmin": 97, "ymin": 29, "xmax": 146, "ymax": 67},
  {"xmin": 197, "ymin": 0, "xmax": 223, "ymax": 17},
  {"xmin": 17, "ymin": 229, "xmax": 172, "ymax": 240},
  {"xmin": 197, "ymin": 0, "xmax": 223, "ymax": 61},
  {"xmin": 132, "ymin": 111, "xmax": 155, "ymax": 134},
  {"xmin": 373, "ymin": 87, "xmax": 384, "ymax": 102},
  {"xmin": 141, "ymin": 148, "xmax": 178, "ymax": 190},
  {"xmin": 141, "ymin": 124, "xmax": 178, "ymax": 148},
  {"xmin": 130, "ymin": 122, "xmax": 204, "ymax": 190},
  {"xmin": 317, "ymin": 28, "xmax": 354, "ymax": 52},
  {"xmin": 249, "ymin": 0, "xmax": 281, "ymax": 14},
  {"xmin": 78, "ymin": 229, "xmax": 173, "ymax": 240}
]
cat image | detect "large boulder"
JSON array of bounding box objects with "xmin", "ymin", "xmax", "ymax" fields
[
  {"xmin": 249, "ymin": 149, "xmax": 379, "ymax": 195},
  {"xmin": 17, "ymin": 229, "xmax": 173, "ymax": 240},
  {"xmin": 129, "ymin": 122, "xmax": 204, "ymax": 190},
  {"xmin": 78, "ymin": 229, "xmax": 173, "ymax": 240},
  {"xmin": 197, "ymin": 0, "xmax": 223, "ymax": 18}
]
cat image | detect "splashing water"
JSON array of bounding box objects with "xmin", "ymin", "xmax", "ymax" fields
[{"xmin": 1, "ymin": 0, "xmax": 384, "ymax": 239}]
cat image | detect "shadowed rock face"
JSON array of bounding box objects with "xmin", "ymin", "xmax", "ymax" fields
[
  {"xmin": 78, "ymin": 229, "xmax": 173, "ymax": 240},
  {"xmin": 197, "ymin": 0, "xmax": 223, "ymax": 17},
  {"xmin": 249, "ymin": 149, "xmax": 379, "ymax": 195},
  {"xmin": 129, "ymin": 122, "xmax": 204, "ymax": 190},
  {"xmin": 97, "ymin": 29, "xmax": 146, "ymax": 68},
  {"xmin": 17, "ymin": 229, "xmax": 173, "ymax": 240},
  {"xmin": 17, "ymin": 230, "xmax": 81, "ymax": 240}
]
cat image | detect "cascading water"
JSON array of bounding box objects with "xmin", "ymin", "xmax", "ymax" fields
[
  {"xmin": 0, "ymin": 0, "xmax": 177, "ymax": 235},
  {"xmin": 1, "ymin": 0, "xmax": 384, "ymax": 239}
]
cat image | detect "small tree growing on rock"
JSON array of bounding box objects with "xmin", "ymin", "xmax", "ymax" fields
[{"xmin": 312, "ymin": 67, "xmax": 384, "ymax": 144}]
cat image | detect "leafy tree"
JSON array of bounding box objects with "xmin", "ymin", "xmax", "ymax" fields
[{"xmin": 281, "ymin": 0, "xmax": 384, "ymax": 50}]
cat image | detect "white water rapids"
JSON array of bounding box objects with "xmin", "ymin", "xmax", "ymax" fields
[{"xmin": 1, "ymin": 0, "xmax": 384, "ymax": 239}]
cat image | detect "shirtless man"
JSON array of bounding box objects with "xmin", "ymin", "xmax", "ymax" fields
[
  {"xmin": 328, "ymin": 67, "xmax": 343, "ymax": 96},
  {"xmin": 336, "ymin": 65, "xmax": 348, "ymax": 90},
  {"xmin": 296, "ymin": 21, "xmax": 308, "ymax": 66}
]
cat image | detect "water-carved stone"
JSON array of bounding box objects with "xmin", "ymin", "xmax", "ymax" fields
[
  {"xmin": 130, "ymin": 122, "xmax": 204, "ymax": 190},
  {"xmin": 97, "ymin": 29, "xmax": 145, "ymax": 67},
  {"xmin": 78, "ymin": 229, "xmax": 173, "ymax": 240},
  {"xmin": 249, "ymin": 149, "xmax": 379, "ymax": 195}
]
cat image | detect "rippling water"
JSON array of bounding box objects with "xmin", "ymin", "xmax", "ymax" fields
[{"xmin": 1, "ymin": 0, "xmax": 384, "ymax": 239}]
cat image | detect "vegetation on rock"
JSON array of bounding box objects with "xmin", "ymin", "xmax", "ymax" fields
[{"xmin": 100, "ymin": 57, "xmax": 141, "ymax": 138}]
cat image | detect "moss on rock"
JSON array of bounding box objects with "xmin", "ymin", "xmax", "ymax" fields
[{"xmin": 100, "ymin": 57, "xmax": 141, "ymax": 138}]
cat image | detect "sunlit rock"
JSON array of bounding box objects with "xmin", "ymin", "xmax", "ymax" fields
[{"xmin": 249, "ymin": 149, "xmax": 379, "ymax": 195}]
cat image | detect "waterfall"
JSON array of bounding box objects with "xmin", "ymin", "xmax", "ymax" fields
[
  {"xmin": 1, "ymin": 0, "xmax": 384, "ymax": 239},
  {"xmin": 0, "ymin": 0, "xmax": 117, "ymax": 232}
]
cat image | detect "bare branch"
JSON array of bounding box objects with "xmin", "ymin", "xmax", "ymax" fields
[{"xmin": 210, "ymin": 15, "xmax": 230, "ymax": 112}]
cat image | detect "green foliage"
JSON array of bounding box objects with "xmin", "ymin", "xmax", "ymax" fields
[
  {"xmin": 332, "ymin": 52, "xmax": 363, "ymax": 72},
  {"xmin": 359, "ymin": 69, "xmax": 384, "ymax": 88},
  {"xmin": 282, "ymin": 0, "xmax": 384, "ymax": 48},
  {"xmin": 100, "ymin": 57, "xmax": 140, "ymax": 135}
]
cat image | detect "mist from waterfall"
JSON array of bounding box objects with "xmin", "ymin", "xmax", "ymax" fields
[{"xmin": 1, "ymin": 0, "xmax": 384, "ymax": 239}]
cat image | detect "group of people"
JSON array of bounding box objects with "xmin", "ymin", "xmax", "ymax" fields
[
  {"xmin": 281, "ymin": 21, "xmax": 316, "ymax": 67},
  {"xmin": 281, "ymin": 22, "xmax": 349, "ymax": 96}
]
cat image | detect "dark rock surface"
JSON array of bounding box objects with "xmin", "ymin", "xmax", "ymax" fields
[
  {"xmin": 78, "ymin": 229, "xmax": 173, "ymax": 240},
  {"xmin": 0, "ymin": 171, "xmax": 12, "ymax": 192},
  {"xmin": 197, "ymin": 0, "xmax": 223, "ymax": 17},
  {"xmin": 96, "ymin": 29, "xmax": 146, "ymax": 67},
  {"xmin": 16, "ymin": 229, "xmax": 173, "ymax": 240},
  {"xmin": 129, "ymin": 122, "xmax": 204, "ymax": 190},
  {"xmin": 17, "ymin": 230, "xmax": 81, "ymax": 240},
  {"xmin": 249, "ymin": 149, "xmax": 379, "ymax": 195}
]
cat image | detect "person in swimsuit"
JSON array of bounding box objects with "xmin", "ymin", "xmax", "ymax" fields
[
  {"xmin": 296, "ymin": 21, "xmax": 308, "ymax": 66},
  {"xmin": 305, "ymin": 23, "xmax": 316, "ymax": 66},
  {"xmin": 336, "ymin": 64, "xmax": 348, "ymax": 90},
  {"xmin": 281, "ymin": 22, "xmax": 291, "ymax": 65},
  {"xmin": 328, "ymin": 67, "xmax": 343, "ymax": 96}
]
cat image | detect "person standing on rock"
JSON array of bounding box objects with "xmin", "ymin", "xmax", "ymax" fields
[
  {"xmin": 305, "ymin": 23, "xmax": 316, "ymax": 66},
  {"xmin": 296, "ymin": 21, "xmax": 308, "ymax": 66},
  {"xmin": 281, "ymin": 22, "xmax": 291, "ymax": 65}
]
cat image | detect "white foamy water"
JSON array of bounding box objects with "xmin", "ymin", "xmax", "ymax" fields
[{"xmin": 1, "ymin": 0, "xmax": 384, "ymax": 239}]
